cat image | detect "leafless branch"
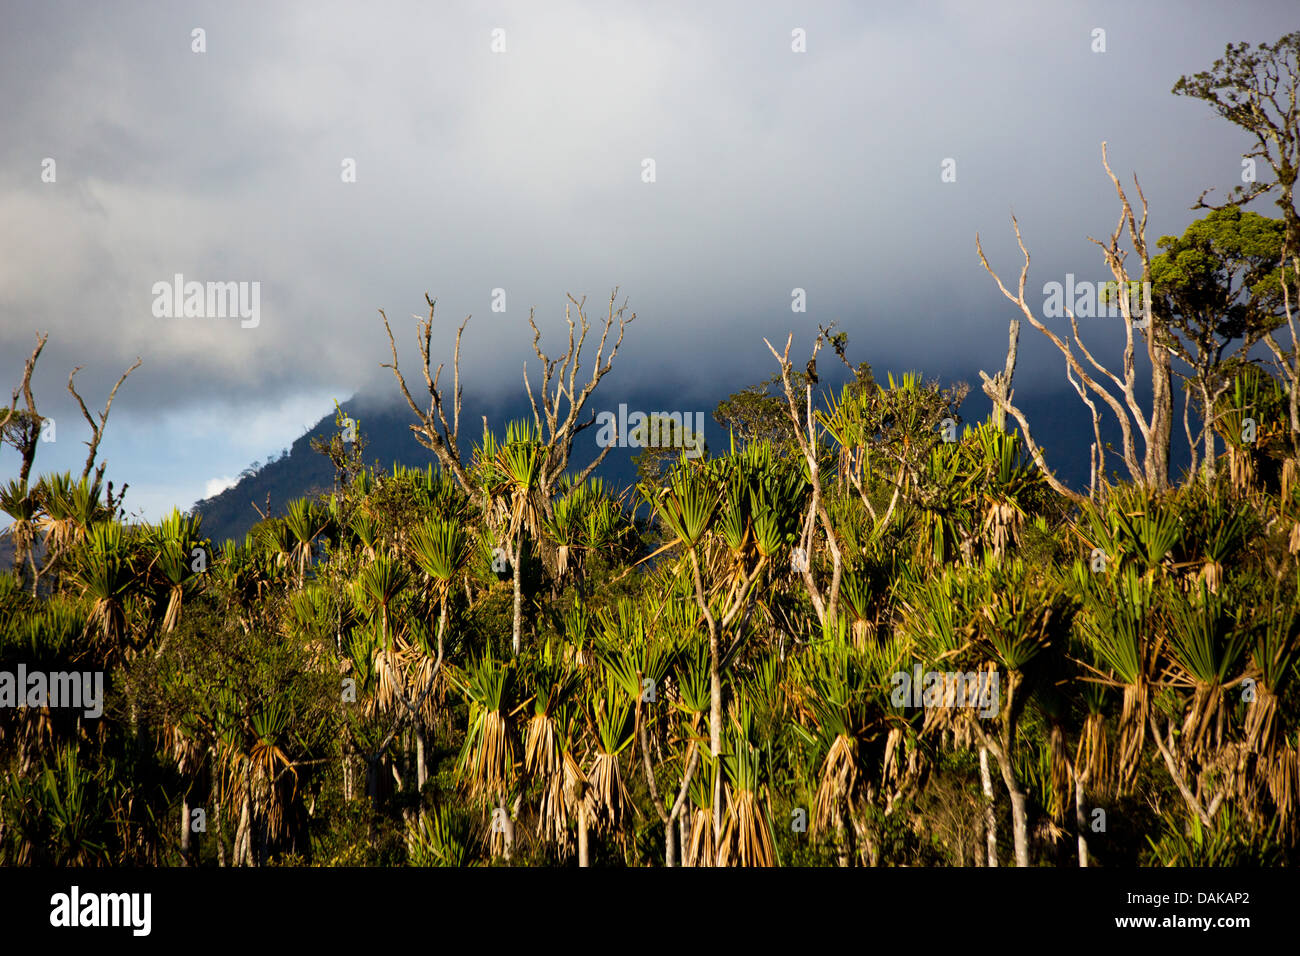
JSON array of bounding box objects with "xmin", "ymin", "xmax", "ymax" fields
[{"xmin": 67, "ymin": 356, "xmax": 141, "ymax": 484}]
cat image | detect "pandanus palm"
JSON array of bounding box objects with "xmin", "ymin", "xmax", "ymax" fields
[
  {"xmin": 643, "ymin": 460, "xmax": 726, "ymax": 838},
  {"xmin": 1247, "ymin": 578, "xmax": 1300, "ymax": 832},
  {"xmin": 283, "ymin": 497, "xmax": 327, "ymax": 588},
  {"xmin": 599, "ymin": 598, "xmax": 696, "ymax": 863},
  {"xmin": 647, "ymin": 454, "xmax": 792, "ymax": 856},
  {"xmin": 287, "ymin": 582, "xmax": 351, "ymax": 655},
  {"xmin": 256, "ymin": 518, "xmax": 295, "ymax": 577},
  {"xmin": 684, "ymin": 754, "xmax": 719, "ymax": 867},
  {"xmin": 211, "ymin": 539, "xmax": 279, "ymax": 630},
  {"xmin": 1176, "ymin": 490, "xmax": 1254, "ymax": 592},
  {"xmin": 35, "ymin": 473, "xmax": 106, "ymax": 586},
  {"xmin": 453, "ymin": 651, "xmax": 517, "ymax": 808},
  {"xmin": 450, "ymin": 650, "xmax": 521, "ymax": 860},
  {"xmin": 718, "ymin": 441, "xmax": 806, "ymax": 571},
  {"xmin": 916, "ymin": 441, "xmax": 975, "ymax": 566},
  {"xmin": 960, "ymin": 421, "xmax": 1039, "ymax": 561},
  {"xmin": 1245, "ymin": 576, "xmax": 1300, "ymax": 758},
  {"xmin": 717, "ymin": 701, "xmax": 775, "ymax": 867},
  {"xmin": 148, "ymin": 507, "xmax": 207, "ymax": 634},
  {"xmin": 353, "ymin": 557, "xmax": 410, "ymax": 718},
  {"xmin": 410, "ymin": 518, "xmax": 469, "ymax": 616},
  {"xmin": 522, "ymin": 642, "xmax": 584, "ymax": 854},
  {"xmin": 1076, "ymin": 563, "xmax": 1159, "ymax": 793},
  {"xmin": 0, "ymin": 745, "xmax": 110, "ymax": 865},
  {"xmin": 794, "ymin": 618, "xmax": 902, "ymax": 865},
  {"xmin": 4, "ymin": 597, "xmax": 86, "ymax": 764},
  {"xmin": 354, "ymin": 555, "xmax": 409, "ymax": 652},
  {"xmin": 665, "ymin": 634, "xmax": 711, "ymax": 865},
  {"xmin": 543, "ymin": 479, "xmax": 584, "ymax": 581},
  {"xmin": 408, "ymin": 515, "xmax": 470, "ymax": 661},
  {"xmin": 1079, "ymin": 485, "xmax": 1183, "ymax": 581},
  {"xmin": 968, "ymin": 558, "xmax": 1075, "ymax": 866},
  {"xmin": 1215, "ymin": 369, "xmax": 1284, "ymax": 495},
  {"xmin": 0, "ymin": 479, "xmax": 38, "ymax": 585},
  {"xmin": 416, "ymin": 463, "xmax": 472, "ymax": 523},
  {"xmin": 407, "ymin": 517, "xmax": 472, "ymax": 784},
  {"xmin": 350, "ymin": 512, "xmax": 381, "ymax": 561},
  {"xmin": 70, "ymin": 521, "xmax": 137, "ymax": 657},
  {"xmin": 645, "ymin": 458, "xmax": 723, "ymax": 550},
  {"xmin": 207, "ymin": 687, "xmax": 254, "ymax": 864},
  {"xmin": 816, "ymin": 383, "xmax": 871, "ymax": 494},
  {"xmin": 493, "ymin": 420, "xmax": 544, "ymax": 655},
  {"xmin": 1163, "ymin": 581, "xmax": 1250, "ymax": 759},
  {"xmin": 582, "ymin": 676, "xmax": 635, "ymax": 853},
  {"xmin": 840, "ymin": 554, "xmax": 893, "ymax": 647},
  {"xmin": 342, "ymin": 621, "xmax": 383, "ymax": 719},
  {"xmin": 406, "ymin": 805, "xmax": 479, "ymax": 866},
  {"xmin": 817, "ymin": 385, "xmax": 910, "ymax": 538},
  {"xmin": 247, "ymin": 700, "xmax": 298, "ymax": 849}
]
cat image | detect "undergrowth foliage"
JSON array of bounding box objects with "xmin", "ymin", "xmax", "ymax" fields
[{"xmin": 3, "ymin": 351, "xmax": 1300, "ymax": 868}]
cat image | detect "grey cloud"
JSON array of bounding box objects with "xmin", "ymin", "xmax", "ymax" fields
[{"xmin": 2, "ymin": 0, "xmax": 1298, "ymax": 474}]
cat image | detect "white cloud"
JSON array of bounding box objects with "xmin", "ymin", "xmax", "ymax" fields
[{"xmin": 204, "ymin": 476, "xmax": 239, "ymax": 498}]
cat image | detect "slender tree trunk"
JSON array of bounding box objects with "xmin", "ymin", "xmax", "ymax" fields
[
  {"xmin": 234, "ymin": 796, "xmax": 252, "ymax": 867},
  {"xmin": 577, "ymin": 799, "xmax": 589, "ymax": 867},
  {"xmin": 511, "ymin": 526, "xmax": 524, "ymax": 656},
  {"xmin": 1075, "ymin": 776, "xmax": 1089, "ymax": 868},
  {"xmin": 985, "ymin": 733, "xmax": 1032, "ymax": 866},
  {"xmin": 499, "ymin": 796, "xmax": 515, "ymax": 863},
  {"xmin": 415, "ymin": 724, "xmax": 428, "ymax": 791},
  {"xmin": 1007, "ymin": 788, "xmax": 1030, "ymax": 867},
  {"xmin": 986, "ymin": 733, "xmax": 1032, "ymax": 867},
  {"xmin": 1200, "ymin": 381, "xmax": 1217, "ymax": 485},
  {"xmin": 979, "ymin": 746, "xmax": 998, "ymax": 867},
  {"xmin": 709, "ymin": 627, "xmax": 722, "ymax": 862},
  {"xmin": 365, "ymin": 756, "xmax": 381, "ymax": 849},
  {"xmin": 1149, "ymin": 378, "xmax": 1173, "ymax": 488},
  {"xmin": 180, "ymin": 795, "xmax": 192, "ymax": 865},
  {"xmin": 215, "ymin": 798, "xmax": 226, "ymax": 867},
  {"xmin": 1089, "ymin": 443, "xmax": 1097, "ymax": 500}
]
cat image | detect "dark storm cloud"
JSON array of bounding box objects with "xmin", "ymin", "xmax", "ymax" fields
[{"xmin": 2, "ymin": 0, "xmax": 1298, "ymax": 516}]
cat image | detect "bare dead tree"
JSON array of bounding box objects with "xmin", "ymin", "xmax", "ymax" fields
[
  {"xmin": 67, "ymin": 357, "xmax": 141, "ymax": 493},
  {"xmin": 1090, "ymin": 144, "xmax": 1173, "ymax": 491},
  {"xmin": 523, "ymin": 289, "xmax": 635, "ymax": 516},
  {"xmin": 976, "ymin": 143, "xmax": 1170, "ymax": 501},
  {"xmin": 976, "ymin": 221, "xmax": 1086, "ymax": 504},
  {"xmin": 379, "ymin": 295, "xmax": 477, "ymax": 500},
  {"xmin": 0, "ymin": 333, "xmax": 50, "ymax": 487},
  {"xmin": 1, "ymin": 334, "xmax": 49, "ymax": 589},
  {"xmin": 2, "ymin": 339, "xmax": 138, "ymax": 592},
  {"xmin": 380, "ymin": 290, "xmax": 636, "ymax": 512},
  {"xmin": 764, "ymin": 332, "xmax": 843, "ymax": 625}
]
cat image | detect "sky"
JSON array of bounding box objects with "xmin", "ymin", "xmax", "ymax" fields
[{"xmin": 1, "ymin": 0, "xmax": 1297, "ymax": 522}]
